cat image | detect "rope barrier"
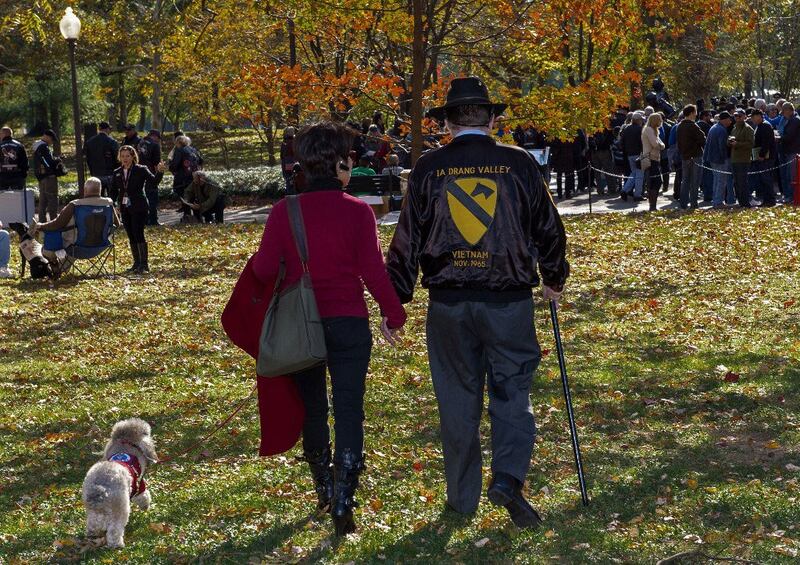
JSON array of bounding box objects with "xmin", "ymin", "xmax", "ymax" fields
[{"xmin": 584, "ymin": 155, "xmax": 798, "ymax": 180}]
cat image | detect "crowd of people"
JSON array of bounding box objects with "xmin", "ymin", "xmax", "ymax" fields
[{"xmin": 512, "ymin": 93, "xmax": 800, "ymax": 211}]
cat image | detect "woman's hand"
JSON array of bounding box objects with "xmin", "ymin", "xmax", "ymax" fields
[{"xmin": 380, "ymin": 317, "xmax": 401, "ymax": 347}]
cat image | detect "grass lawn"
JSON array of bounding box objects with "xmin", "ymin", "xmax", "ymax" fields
[{"xmin": 1, "ymin": 207, "xmax": 800, "ymax": 564}]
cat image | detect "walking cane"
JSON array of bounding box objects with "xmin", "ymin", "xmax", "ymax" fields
[{"xmin": 549, "ymin": 299, "xmax": 589, "ymax": 506}]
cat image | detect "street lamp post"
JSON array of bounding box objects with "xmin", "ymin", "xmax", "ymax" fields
[{"xmin": 59, "ymin": 8, "xmax": 84, "ymax": 197}]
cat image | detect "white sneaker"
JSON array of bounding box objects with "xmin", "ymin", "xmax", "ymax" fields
[
  {"xmin": 0, "ymin": 267, "xmax": 13, "ymax": 279},
  {"xmin": 749, "ymin": 198, "xmax": 761, "ymax": 207}
]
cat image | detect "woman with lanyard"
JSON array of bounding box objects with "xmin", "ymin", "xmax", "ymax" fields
[{"xmin": 112, "ymin": 146, "xmax": 155, "ymax": 273}]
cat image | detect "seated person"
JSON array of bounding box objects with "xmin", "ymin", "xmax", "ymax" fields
[
  {"xmin": 0, "ymin": 221, "xmax": 11, "ymax": 278},
  {"xmin": 33, "ymin": 177, "xmax": 120, "ymax": 273},
  {"xmin": 350, "ymin": 156, "xmax": 376, "ymax": 176},
  {"xmin": 381, "ymin": 154, "xmax": 404, "ymax": 176},
  {"xmin": 183, "ymin": 170, "xmax": 225, "ymax": 224}
]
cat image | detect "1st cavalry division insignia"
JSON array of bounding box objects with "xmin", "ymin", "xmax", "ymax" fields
[{"xmin": 445, "ymin": 177, "xmax": 498, "ymax": 245}]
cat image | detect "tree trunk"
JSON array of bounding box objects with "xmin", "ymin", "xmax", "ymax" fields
[
  {"xmin": 151, "ymin": 49, "xmax": 162, "ymax": 131},
  {"xmin": 266, "ymin": 110, "xmax": 276, "ymax": 166},
  {"xmin": 138, "ymin": 102, "xmax": 146, "ymax": 131},
  {"xmin": 410, "ymin": 0, "xmax": 425, "ymax": 165},
  {"xmin": 287, "ymin": 18, "xmax": 299, "ymax": 125},
  {"xmin": 118, "ymin": 73, "xmax": 128, "ymax": 129}
]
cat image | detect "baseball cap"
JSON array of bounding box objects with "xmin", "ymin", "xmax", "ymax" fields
[{"xmin": 717, "ymin": 111, "xmax": 732, "ymax": 121}]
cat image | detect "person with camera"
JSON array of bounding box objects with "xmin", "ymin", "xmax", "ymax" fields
[
  {"xmin": 32, "ymin": 129, "xmax": 62, "ymax": 222},
  {"xmin": 252, "ymin": 121, "xmax": 406, "ymax": 536},
  {"xmin": 112, "ymin": 145, "xmax": 155, "ymax": 273},
  {"xmin": 0, "ymin": 127, "xmax": 29, "ymax": 191}
]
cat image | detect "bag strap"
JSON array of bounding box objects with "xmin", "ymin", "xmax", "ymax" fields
[{"xmin": 286, "ymin": 195, "xmax": 310, "ymax": 270}]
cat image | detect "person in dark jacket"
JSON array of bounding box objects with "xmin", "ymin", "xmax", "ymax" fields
[
  {"xmin": 387, "ymin": 77, "xmax": 569, "ymax": 530},
  {"xmin": 32, "ymin": 130, "xmax": 60, "ymax": 222},
  {"xmin": 252, "ymin": 121, "xmax": 406, "ymax": 536},
  {"xmin": 750, "ymin": 110, "xmax": 777, "ymax": 206},
  {"xmin": 0, "ymin": 127, "xmax": 29, "ymax": 190},
  {"xmin": 280, "ymin": 127, "xmax": 298, "ymax": 194},
  {"xmin": 121, "ymin": 124, "xmax": 141, "ymax": 149},
  {"xmin": 183, "ymin": 171, "xmax": 225, "ymax": 223},
  {"xmin": 620, "ymin": 113, "xmax": 644, "ymax": 200},
  {"xmin": 676, "ymin": 104, "xmax": 706, "ymax": 209},
  {"xmin": 83, "ymin": 122, "xmax": 119, "ymax": 195},
  {"xmin": 168, "ymin": 135, "xmax": 203, "ymax": 216},
  {"xmin": 780, "ymin": 102, "xmax": 800, "ymax": 202},
  {"xmin": 112, "ymin": 145, "xmax": 154, "ymax": 273},
  {"xmin": 137, "ymin": 130, "xmax": 163, "ymax": 225},
  {"xmin": 591, "ymin": 128, "xmax": 618, "ymax": 194},
  {"xmin": 549, "ymin": 138, "xmax": 574, "ymax": 199}
]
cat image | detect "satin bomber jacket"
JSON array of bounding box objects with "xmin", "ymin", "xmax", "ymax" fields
[{"xmin": 387, "ymin": 134, "xmax": 569, "ymax": 304}]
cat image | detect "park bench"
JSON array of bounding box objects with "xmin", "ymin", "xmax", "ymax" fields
[{"xmin": 345, "ymin": 173, "xmax": 404, "ymax": 216}]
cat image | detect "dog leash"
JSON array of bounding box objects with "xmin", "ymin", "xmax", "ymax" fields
[{"xmin": 156, "ymin": 383, "xmax": 257, "ymax": 465}]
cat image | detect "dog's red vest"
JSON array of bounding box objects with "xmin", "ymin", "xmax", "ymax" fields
[{"xmin": 109, "ymin": 453, "xmax": 147, "ymax": 498}]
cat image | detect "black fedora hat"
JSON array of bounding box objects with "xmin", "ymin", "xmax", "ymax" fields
[{"xmin": 428, "ymin": 77, "xmax": 507, "ymax": 121}]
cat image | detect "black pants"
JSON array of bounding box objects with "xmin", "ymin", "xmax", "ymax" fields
[
  {"xmin": 193, "ymin": 196, "xmax": 225, "ymax": 224},
  {"xmin": 646, "ymin": 162, "xmax": 662, "ymax": 211},
  {"xmin": 556, "ymin": 170, "xmax": 574, "ymax": 198},
  {"xmin": 0, "ymin": 178, "xmax": 25, "ymax": 190},
  {"xmin": 426, "ymin": 298, "xmax": 540, "ymax": 513},
  {"xmin": 122, "ymin": 207, "xmax": 147, "ymax": 244},
  {"xmin": 292, "ymin": 317, "xmax": 372, "ymax": 458}
]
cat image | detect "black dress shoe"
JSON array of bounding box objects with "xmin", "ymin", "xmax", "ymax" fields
[
  {"xmin": 487, "ymin": 474, "xmax": 543, "ymax": 529},
  {"xmin": 620, "ymin": 192, "xmax": 628, "ymax": 201}
]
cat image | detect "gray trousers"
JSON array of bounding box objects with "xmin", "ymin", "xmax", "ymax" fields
[
  {"xmin": 680, "ymin": 158, "xmax": 701, "ymax": 209},
  {"xmin": 426, "ymin": 298, "xmax": 541, "ymax": 513},
  {"xmin": 38, "ymin": 175, "xmax": 59, "ymax": 222}
]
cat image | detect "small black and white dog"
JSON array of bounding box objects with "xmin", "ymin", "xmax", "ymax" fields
[{"xmin": 8, "ymin": 222, "xmax": 56, "ymax": 279}]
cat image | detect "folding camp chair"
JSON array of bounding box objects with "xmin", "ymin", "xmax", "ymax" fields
[{"xmin": 43, "ymin": 204, "xmax": 116, "ymax": 278}]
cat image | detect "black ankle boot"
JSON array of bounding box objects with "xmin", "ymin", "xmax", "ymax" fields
[
  {"xmin": 136, "ymin": 243, "xmax": 149, "ymax": 273},
  {"xmin": 331, "ymin": 449, "xmax": 365, "ymax": 536},
  {"xmin": 302, "ymin": 446, "xmax": 333, "ymax": 513},
  {"xmin": 126, "ymin": 240, "xmax": 140, "ymax": 273}
]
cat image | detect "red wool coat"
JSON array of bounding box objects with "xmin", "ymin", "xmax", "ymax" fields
[{"xmin": 221, "ymin": 255, "xmax": 304, "ymax": 456}]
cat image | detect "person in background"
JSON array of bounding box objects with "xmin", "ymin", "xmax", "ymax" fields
[
  {"xmin": 83, "ymin": 122, "xmax": 119, "ymax": 196},
  {"xmin": 0, "ymin": 220, "xmax": 11, "ymax": 278},
  {"xmin": 697, "ymin": 110, "xmax": 714, "ymax": 202},
  {"xmin": 122, "ymin": 123, "xmax": 141, "ymax": 149},
  {"xmin": 372, "ymin": 111, "xmax": 385, "ymax": 134},
  {"xmin": 750, "ymin": 109, "xmax": 777, "ymax": 207},
  {"xmin": 620, "ymin": 112, "xmax": 645, "ymax": 201},
  {"xmin": 381, "ymin": 154, "xmax": 404, "ymax": 176},
  {"xmin": 350, "ymin": 156, "xmax": 376, "ymax": 176},
  {"xmin": 676, "ymin": 105, "xmax": 706, "ymax": 210},
  {"xmin": 252, "ymin": 121, "xmax": 406, "ymax": 536},
  {"xmin": 280, "ymin": 127, "xmax": 298, "ymax": 195},
  {"xmin": 112, "ymin": 146, "xmax": 154, "ymax": 273},
  {"xmin": 729, "ymin": 109, "xmax": 755, "ymax": 207},
  {"xmin": 0, "ymin": 127, "xmax": 29, "ymax": 191},
  {"xmin": 780, "ymin": 102, "xmax": 800, "ymax": 203},
  {"xmin": 183, "ymin": 171, "xmax": 225, "ymax": 223},
  {"xmin": 32, "ymin": 129, "xmax": 60, "ymax": 222},
  {"xmin": 703, "ymin": 111, "xmax": 736, "ymax": 208},
  {"xmin": 137, "ymin": 130, "xmax": 163, "ymax": 226},
  {"xmin": 641, "ymin": 113, "xmax": 665, "ymax": 211},
  {"xmin": 169, "ymin": 135, "xmax": 203, "ymax": 215}
]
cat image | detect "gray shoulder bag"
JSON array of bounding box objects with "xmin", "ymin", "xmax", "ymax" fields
[{"xmin": 256, "ymin": 196, "xmax": 327, "ymax": 377}]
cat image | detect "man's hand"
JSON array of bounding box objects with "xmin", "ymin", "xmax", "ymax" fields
[
  {"xmin": 543, "ymin": 285, "xmax": 563, "ymax": 302},
  {"xmin": 156, "ymin": 161, "xmax": 167, "ymax": 172},
  {"xmin": 380, "ymin": 317, "xmax": 401, "ymax": 347}
]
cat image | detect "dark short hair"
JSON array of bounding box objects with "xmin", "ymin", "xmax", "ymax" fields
[
  {"xmin": 173, "ymin": 130, "xmax": 184, "ymax": 139},
  {"xmin": 751, "ymin": 109, "xmax": 763, "ymax": 117},
  {"xmin": 446, "ymin": 104, "xmax": 492, "ymax": 127},
  {"xmin": 294, "ymin": 121, "xmax": 358, "ymax": 182},
  {"xmin": 43, "ymin": 129, "xmax": 57, "ymax": 140},
  {"xmin": 682, "ymin": 104, "xmax": 697, "ymax": 118},
  {"xmin": 699, "ymin": 110, "xmax": 712, "ymax": 118},
  {"xmin": 99, "ymin": 121, "xmax": 111, "ymax": 130}
]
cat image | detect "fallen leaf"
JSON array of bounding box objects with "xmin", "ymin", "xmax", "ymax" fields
[
  {"xmin": 474, "ymin": 537, "xmax": 490, "ymax": 548},
  {"xmin": 724, "ymin": 371, "xmax": 740, "ymax": 383}
]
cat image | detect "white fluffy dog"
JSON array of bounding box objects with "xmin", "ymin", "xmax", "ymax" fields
[{"xmin": 81, "ymin": 418, "xmax": 158, "ymax": 548}]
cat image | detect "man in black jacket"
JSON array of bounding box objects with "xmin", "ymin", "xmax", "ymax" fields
[
  {"xmin": 32, "ymin": 130, "xmax": 60, "ymax": 222},
  {"xmin": 137, "ymin": 130, "xmax": 163, "ymax": 225},
  {"xmin": 751, "ymin": 110, "xmax": 777, "ymax": 206},
  {"xmin": 121, "ymin": 124, "xmax": 141, "ymax": 149},
  {"xmin": 0, "ymin": 127, "xmax": 29, "ymax": 190},
  {"xmin": 387, "ymin": 77, "xmax": 569, "ymax": 529},
  {"xmin": 83, "ymin": 121, "xmax": 119, "ymax": 195},
  {"xmin": 781, "ymin": 102, "xmax": 800, "ymax": 203},
  {"xmin": 620, "ymin": 112, "xmax": 644, "ymax": 200}
]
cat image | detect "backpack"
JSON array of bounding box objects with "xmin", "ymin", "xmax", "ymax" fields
[{"xmin": 182, "ymin": 147, "xmax": 200, "ymax": 175}]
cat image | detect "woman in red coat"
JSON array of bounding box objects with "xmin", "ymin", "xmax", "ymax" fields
[{"xmin": 252, "ymin": 122, "xmax": 406, "ymax": 536}]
